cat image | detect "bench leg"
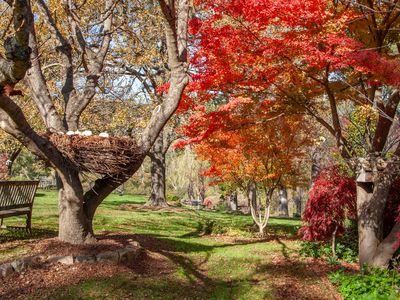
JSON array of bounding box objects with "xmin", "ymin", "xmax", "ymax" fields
[
  {"xmin": 26, "ymin": 212, "xmax": 32, "ymax": 234},
  {"xmin": 0, "ymin": 217, "xmax": 3, "ymax": 228}
]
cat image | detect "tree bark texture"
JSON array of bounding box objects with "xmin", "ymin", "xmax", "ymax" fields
[
  {"xmin": 278, "ymin": 186, "xmax": 289, "ymax": 217},
  {"xmin": 148, "ymin": 134, "xmax": 168, "ymax": 207},
  {"xmin": 356, "ymin": 170, "xmax": 400, "ymax": 267}
]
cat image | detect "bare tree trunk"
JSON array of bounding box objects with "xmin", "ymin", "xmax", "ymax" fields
[
  {"xmin": 148, "ymin": 134, "xmax": 168, "ymax": 207},
  {"xmin": 294, "ymin": 187, "xmax": 302, "ymax": 218},
  {"xmin": 278, "ymin": 186, "xmax": 289, "ymax": 217}
]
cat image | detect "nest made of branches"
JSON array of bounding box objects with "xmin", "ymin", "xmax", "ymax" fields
[{"xmin": 47, "ymin": 134, "xmax": 143, "ymax": 175}]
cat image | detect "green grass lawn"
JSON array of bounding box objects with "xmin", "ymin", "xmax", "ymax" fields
[{"xmin": 0, "ymin": 190, "xmax": 338, "ymax": 299}]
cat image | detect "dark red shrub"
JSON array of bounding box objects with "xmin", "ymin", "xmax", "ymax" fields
[{"xmin": 299, "ymin": 166, "xmax": 356, "ymax": 241}]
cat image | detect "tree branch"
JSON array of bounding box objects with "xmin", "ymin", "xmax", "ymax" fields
[
  {"xmin": 372, "ymin": 90, "xmax": 400, "ymax": 153},
  {"xmin": 140, "ymin": 0, "xmax": 189, "ymax": 152},
  {"xmin": 24, "ymin": 1, "xmax": 64, "ymax": 132},
  {"xmin": 0, "ymin": 0, "xmax": 31, "ymax": 88}
]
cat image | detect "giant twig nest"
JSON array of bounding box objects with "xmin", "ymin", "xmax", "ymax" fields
[{"xmin": 47, "ymin": 134, "xmax": 143, "ymax": 175}]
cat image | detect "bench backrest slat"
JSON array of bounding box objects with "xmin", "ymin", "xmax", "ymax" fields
[{"xmin": 0, "ymin": 181, "xmax": 39, "ymax": 210}]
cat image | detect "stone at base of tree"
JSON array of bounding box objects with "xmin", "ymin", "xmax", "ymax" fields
[
  {"xmin": 54, "ymin": 256, "xmax": 74, "ymax": 265},
  {"xmin": 47, "ymin": 255, "xmax": 73, "ymax": 265},
  {"xmin": 118, "ymin": 247, "xmax": 137, "ymax": 263},
  {"xmin": 0, "ymin": 263, "xmax": 14, "ymax": 277},
  {"xmin": 11, "ymin": 259, "xmax": 27, "ymax": 273},
  {"xmin": 74, "ymin": 255, "xmax": 96, "ymax": 263},
  {"xmin": 0, "ymin": 242, "xmax": 143, "ymax": 278},
  {"xmin": 96, "ymin": 251, "xmax": 120, "ymax": 263}
]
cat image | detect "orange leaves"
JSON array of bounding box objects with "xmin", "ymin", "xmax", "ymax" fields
[{"xmin": 178, "ymin": 94, "xmax": 312, "ymax": 188}]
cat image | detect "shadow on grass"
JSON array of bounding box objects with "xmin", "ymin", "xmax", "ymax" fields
[
  {"xmin": 101, "ymin": 200, "xmax": 146, "ymax": 208},
  {"xmin": 35, "ymin": 193, "xmax": 47, "ymax": 197},
  {"xmin": 178, "ymin": 220, "xmax": 300, "ymax": 239},
  {"xmin": 0, "ymin": 228, "xmax": 56, "ymax": 243},
  {"xmin": 96, "ymin": 233, "xmax": 332, "ymax": 300}
]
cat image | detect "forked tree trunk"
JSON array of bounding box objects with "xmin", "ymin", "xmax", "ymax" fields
[
  {"xmin": 278, "ymin": 186, "xmax": 289, "ymax": 217},
  {"xmin": 248, "ymin": 182, "xmax": 271, "ymax": 237},
  {"xmin": 357, "ymin": 176, "xmax": 400, "ymax": 267}
]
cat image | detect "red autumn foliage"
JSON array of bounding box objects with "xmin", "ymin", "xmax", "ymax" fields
[
  {"xmin": 300, "ymin": 167, "xmax": 400, "ymax": 243},
  {"xmin": 184, "ymin": 0, "xmax": 400, "ymax": 110},
  {"xmin": 299, "ymin": 166, "xmax": 356, "ymax": 242}
]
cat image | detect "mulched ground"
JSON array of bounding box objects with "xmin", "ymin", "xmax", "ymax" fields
[
  {"xmin": 0, "ymin": 233, "xmax": 173, "ymax": 300},
  {"xmin": 0, "ymin": 232, "xmax": 140, "ymax": 264},
  {"xmin": 0, "ymin": 232, "xmax": 356, "ymax": 300}
]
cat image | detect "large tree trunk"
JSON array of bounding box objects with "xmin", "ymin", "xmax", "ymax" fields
[
  {"xmin": 148, "ymin": 147, "xmax": 168, "ymax": 207},
  {"xmin": 57, "ymin": 170, "xmax": 94, "ymax": 244},
  {"xmin": 357, "ymin": 170, "xmax": 400, "ymax": 267},
  {"xmin": 278, "ymin": 186, "xmax": 289, "ymax": 217}
]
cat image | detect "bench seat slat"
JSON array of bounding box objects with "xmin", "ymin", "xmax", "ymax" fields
[
  {"xmin": 0, "ymin": 203, "xmax": 32, "ymax": 210},
  {"xmin": 0, "ymin": 207, "xmax": 31, "ymax": 218}
]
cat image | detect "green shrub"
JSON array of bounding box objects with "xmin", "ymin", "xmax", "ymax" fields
[
  {"xmin": 299, "ymin": 241, "xmax": 323, "ymax": 258},
  {"xmin": 329, "ymin": 267, "xmax": 400, "ymax": 300},
  {"xmin": 215, "ymin": 201, "xmax": 228, "ymax": 212},
  {"xmin": 327, "ymin": 255, "xmax": 340, "ymax": 265},
  {"xmin": 336, "ymin": 243, "xmax": 357, "ymax": 263},
  {"xmin": 299, "ymin": 241, "xmax": 358, "ymax": 263},
  {"xmin": 198, "ymin": 219, "xmax": 228, "ymax": 235}
]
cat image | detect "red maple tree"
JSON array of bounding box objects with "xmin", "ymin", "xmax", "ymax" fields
[
  {"xmin": 299, "ymin": 166, "xmax": 357, "ymax": 242},
  {"xmin": 182, "ymin": 0, "xmax": 400, "ymax": 266}
]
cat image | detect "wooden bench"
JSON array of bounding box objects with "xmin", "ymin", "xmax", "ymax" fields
[{"xmin": 0, "ymin": 181, "xmax": 39, "ymax": 233}]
